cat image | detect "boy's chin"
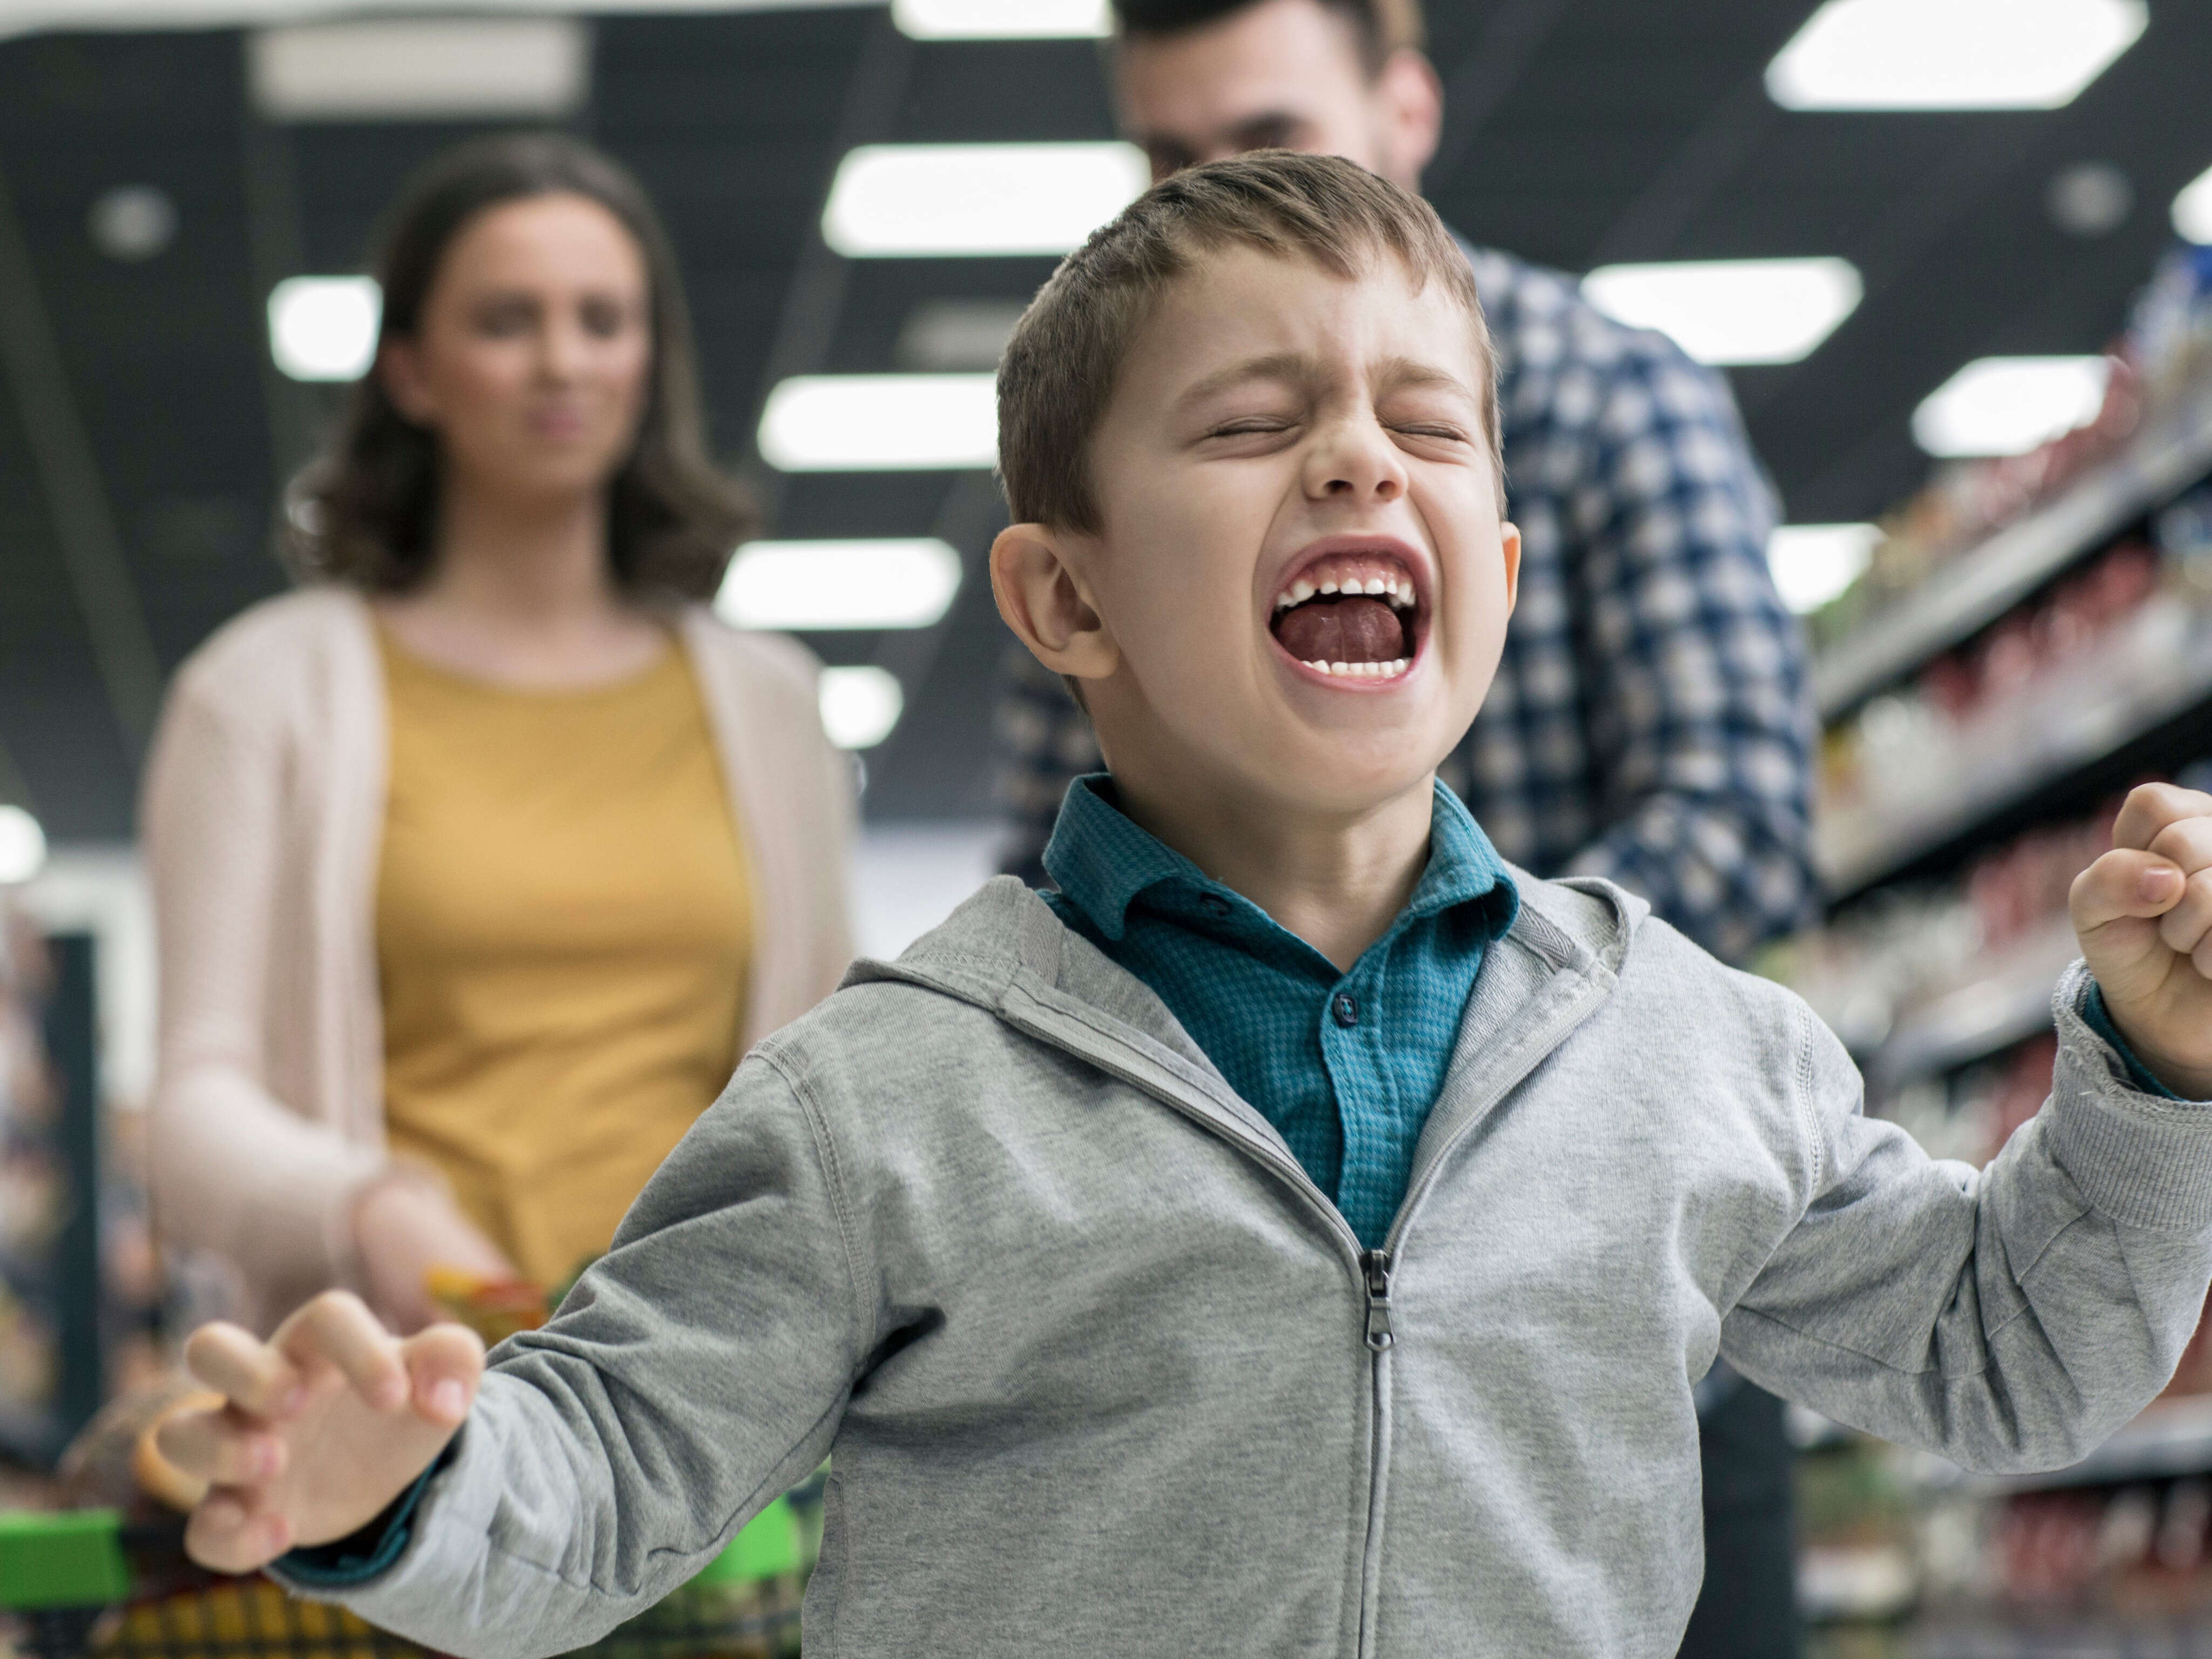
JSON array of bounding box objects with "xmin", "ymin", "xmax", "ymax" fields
[{"xmin": 1236, "ymin": 729, "xmax": 1450, "ymax": 818}]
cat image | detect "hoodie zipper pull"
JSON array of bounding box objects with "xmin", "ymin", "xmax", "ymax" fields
[{"xmin": 1363, "ymin": 1249, "xmax": 1395, "ymax": 1351}]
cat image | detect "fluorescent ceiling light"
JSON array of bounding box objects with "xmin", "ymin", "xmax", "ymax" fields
[
  {"xmin": 758, "ymin": 374, "xmax": 997, "ymax": 471},
  {"xmin": 1, "ymin": 0, "xmax": 874, "ymax": 41},
  {"xmin": 1767, "ymin": 0, "xmax": 2147, "ymax": 111},
  {"xmin": 0, "ymin": 805, "xmax": 45, "ymax": 885},
  {"xmin": 823, "ymin": 143, "xmax": 1148, "ymax": 258},
  {"xmin": 819, "ymin": 666, "xmax": 905, "ymax": 751},
  {"xmin": 1912, "ymin": 356, "xmax": 2110, "ymax": 458},
  {"xmin": 717, "ymin": 539, "xmax": 963, "ymax": 631},
  {"xmin": 895, "ymin": 299, "xmax": 1028, "ymax": 372},
  {"xmin": 268, "ymin": 275, "xmax": 380, "ymax": 382},
  {"xmin": 1580, "ymin": 258, "xmax": 1863, "ymax": 366},
  {"xmin": 893, "ymin": 0, "xmax": 1108, "ymax": 37},
  {"xmin": 249, "ymin": 18, "xmax": 586, "ymax": 120},
  {"xmin": 2175, "ymin": 163, "xmax": 2212, "ymax": 245},
  {"xmin": 1769, "ymin": 524, "xmax": 1879, "ymax": 614}
]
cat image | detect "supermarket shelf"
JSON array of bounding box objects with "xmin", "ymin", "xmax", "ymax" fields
[
  {"xmin": 1863, "ymin": 919, "xmax": 2078, "ymax": 1094},
  {"xmin": 1906, "ymin": 1615, "xmax": 2212, "ymax": 1657},
  {"xmin": 1919, "ymin": 1395, "xmax": 2212, "ymax": 1497},
  {"xmin": 1818, "ymin": 612, "xmax": 2212, "ymax": 898},
  {"xmin": 1815, "ymin": 385, "xmax": 2212, "ymax": 723}
]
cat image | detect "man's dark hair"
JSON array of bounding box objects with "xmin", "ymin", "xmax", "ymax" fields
[{"xmin": 1114, "ymin": 0, "xmax": 1424, "ymax": 72}]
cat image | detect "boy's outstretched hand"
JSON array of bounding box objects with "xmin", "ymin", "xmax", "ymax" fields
[
  {"xmin": 157, "ymin": 1291, "xmax": 484, "ymax": 1574},
  {"xmin": 2073, "ymin": 782, "xmax": 2212, "ymax": 1101}
]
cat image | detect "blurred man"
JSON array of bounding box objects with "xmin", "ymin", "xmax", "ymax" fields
[{"xmin": 989, "ymin": 3, "xmax": 1816, "ymax": 1654}]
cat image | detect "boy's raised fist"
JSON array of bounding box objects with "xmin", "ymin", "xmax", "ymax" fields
[
  {"xmin": 2071, "ymin": 781, "xmax": 2212, "ymax": 1101},
  {"xmin": 157, "ymin": 1291, "xmax": 483, "ymax": 1574}
]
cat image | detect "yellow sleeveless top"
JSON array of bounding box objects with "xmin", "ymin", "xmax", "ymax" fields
[{"xmin": 374, "ymin": 626, "xmax": 753, "ymax": 1288}]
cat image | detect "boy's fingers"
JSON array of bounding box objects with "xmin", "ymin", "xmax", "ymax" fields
[
  {"xmin": 274, "ymin": 1291, "xmax": 408, "ymax": 1411},
  {"xmin": 2148, "ymin": 814, "xmax": 2212, "ymax": 879},
  {"xmin": 2114, "ymin": 783, "xmax": 2212, "ymax": 854},
  {"xmin": 400, "ymin": 1321, "xmax": 487, "ymax": 1427},
  {"xmin": 153, "ymin": 1406, "xmax": 285, "ymax": 1487},
  {"xmin": 185, "ymin": 1487, "xmax": 293, "ymax": 1576},
  {"xmin": 2157, "ymin": 869, "xmax": 2212, "ymax": 962},
  {"xmin": 2073, "ymin": 849, "xmax": 2187, "ymax": 934},
  {"xmin": 183, "ymin": 1322, "xmax": 304, "ymax": 1419}
]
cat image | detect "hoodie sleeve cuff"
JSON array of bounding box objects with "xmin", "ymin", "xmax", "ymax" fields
[
  {"xmin": 2040, "ymin": 961, "xmax": 2212, "ymax": 1232},
  {"xmin": 273, "ymin": 1439, "xmax": 456, "ymax": 1589},
  {"xmin": 2080, "ymin": 981, "xmax": 2191, "ymax": 1102}
]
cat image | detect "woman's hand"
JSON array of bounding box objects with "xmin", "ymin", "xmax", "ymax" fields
[
  {"xmin": 157, "ymin": 1291, "xmax": 483, "ymax": 1573},
  {"xmin": 353, "ymin": 1174, "xmax": 516, "ymax": 1334},
  {"xmin": 2072, "ymin": 782, "xmax": 2212, "ymax": 1100}
]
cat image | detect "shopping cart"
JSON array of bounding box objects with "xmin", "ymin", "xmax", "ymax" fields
[{"xmin": 0, "ymin": 1482, "xmax": 816, "ymax": 1659}]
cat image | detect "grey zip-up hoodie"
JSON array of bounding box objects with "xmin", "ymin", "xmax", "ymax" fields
[{"xmin": 304, "ymin": 873, "xmax": 2212, "ymax": 1657}]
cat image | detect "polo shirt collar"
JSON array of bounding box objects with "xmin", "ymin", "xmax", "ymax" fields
[{"xmin": 1041, "ymin": 773, "xmax": 1519, "ymax": 947}]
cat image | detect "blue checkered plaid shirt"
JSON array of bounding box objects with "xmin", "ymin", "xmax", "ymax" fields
[{"xmin": 995, "ymin": 239, "xmax": 1817, "ymax": 965}]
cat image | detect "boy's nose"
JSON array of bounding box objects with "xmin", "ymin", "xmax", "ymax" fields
[{"xmin": 1305, "ymin": 420, "xmax": 1408, "ymax": 502}]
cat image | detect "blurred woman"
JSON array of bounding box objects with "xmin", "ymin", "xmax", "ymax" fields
[{"xmin": 144, "ymin": 133, "xmax": 852, "ymax": 1333}]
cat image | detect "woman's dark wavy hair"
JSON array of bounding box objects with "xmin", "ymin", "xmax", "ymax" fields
[{"xmin": 286, "ymin": 132, "xmax": 754, "ymax": 602}]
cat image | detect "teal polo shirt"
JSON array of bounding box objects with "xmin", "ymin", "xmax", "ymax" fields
[{"xmin": 1041, "ymin": 775, "xmax": 1520, "ymax": 1249}]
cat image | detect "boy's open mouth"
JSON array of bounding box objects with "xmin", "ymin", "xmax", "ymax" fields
[{"xmin": 1269, "ymin": 552, "xmax": 1420, "ymax": 679}]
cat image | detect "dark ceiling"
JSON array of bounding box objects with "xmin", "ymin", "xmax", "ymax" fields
[{"xmin": 1, "ymin": 0, "xmax": 2208, "ymax": 838}]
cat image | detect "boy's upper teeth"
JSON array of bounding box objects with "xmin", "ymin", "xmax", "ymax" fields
[{"xmin": 1272, "ymin": 571, "xmax": 1417, "ymax": 611}]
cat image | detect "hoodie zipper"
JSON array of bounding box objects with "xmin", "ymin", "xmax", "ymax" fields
[
  {"xmin": 1363, "ymin": 1249, "xmax": 1394, "ymax": 1350},
  {"xmin": 1357, "ymin": 1247, "xmax": 1395, "ymax": 1659},
  {"xmin": 1352, "ymin": 972, "xmax": 1613, "ymax": 1658},
  {"xmin": 988, "ymin": 973, "xmax": 1610, "ymax": 1659}
]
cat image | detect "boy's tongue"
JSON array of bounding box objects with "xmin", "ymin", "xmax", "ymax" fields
[{"xmin": 1273, "ymin": 595, "xmax": 1404, "ymax": 665}]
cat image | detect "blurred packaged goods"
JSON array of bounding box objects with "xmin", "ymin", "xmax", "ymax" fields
[
  {"xmin": 1816, "ymin": 527, "xmax": 2212, "ymax": 895},
  {"xmin": 1785, "ymin": 233, "xmax": 2212, "ymax": 1659},
  {"xmin": 1807, "ymin": 245, "xmax": 2212, "ymax": 659},
  {"xmin": 0, "ymin": 907, "xmax": 84, "ymax": 1464}
]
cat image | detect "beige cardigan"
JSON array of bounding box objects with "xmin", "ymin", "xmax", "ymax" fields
[{"xmin": 141, "ymin": 587, "xmax": 855, "ymax": 1326}]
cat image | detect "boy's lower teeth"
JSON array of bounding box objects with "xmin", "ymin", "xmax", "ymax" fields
[{"xmin": 1305, "ymin": 658, "xmax": 1412, "ymax": 678}]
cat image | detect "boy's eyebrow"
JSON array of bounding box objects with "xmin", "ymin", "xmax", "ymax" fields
[
  {"xmin": 1373, "ymin": 356, "xmax": 1482, "ymax": 404},
  {"xmin": 1175, "ymin": 353, "xmax": 1483, "ymax": 410},
  {"xmin": 1174, "ymin": 352, "xmax": 1314, "ymax": 407}
]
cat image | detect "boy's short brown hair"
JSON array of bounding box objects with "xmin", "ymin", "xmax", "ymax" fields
[{"xmin": 996, "ymin": 150, "xmax": 1501, "ymax": 535}]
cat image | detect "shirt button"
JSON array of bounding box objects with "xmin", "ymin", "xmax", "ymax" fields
[
  {"xmin": 1332, "ymin": 993, "xmax": 1360, "ymax": 1028},
  {"xmin": 1201, "ymin": 894, "xmax": 1231, "ymax": 919}
]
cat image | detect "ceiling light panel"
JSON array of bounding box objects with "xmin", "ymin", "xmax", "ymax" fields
[
  {"xmin": 1769, "ymin": 524, "xmax": 1879, "ymax": 614},
  {"xmin": 268, "ymin": 275, "xmax": 379, "ymax": 381},
  {"xmin": 1580, "ymin": 258, "xmax": 1863, "ymax": 366},
  {"xmin": 895, "ymin": 299, "xmax": 1028, "ymax": 372},
  {"xmin": 1766, "ymin": 0, "xmax": 2147, "ymax": 111},
  {"xmin": 823, "ymin": 143, "xmax": 1149, "ymax": 259},
  {"xmin": 1912, "ymin": 356, "xmax": 2110, "ymax": 458},
  {"xmin": 249, "ymin": 18, "xmax": 587, "ymax": 120},
  {"xmin": 893, "ymin": 0, "xmax": 1109, "ymax": 37},
  {"xmin": 0, "ymin": 805, "xmax": 45, "ymax": 886},
  {"xmin": 758, "ymin": 375, "xmax": 997, "ymax": 471},
  {"xmin": 2175, "ymin": 163, "xmax": 2212, "ymax": 245},
  {"xmin": 819, "ymin": 666, "xmax": 905, "ymax": 751},
  {"xmin": 717, "ymin": 539, "xmax": 963, "ymax": 631}
]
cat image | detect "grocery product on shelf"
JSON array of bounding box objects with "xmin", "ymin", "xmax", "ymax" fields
[
  {"xmin": 0, "ymin": 909, "xmax": 79, "ymax": 1465},
  {"xmin": 1806, "ymin": 244, "xmax": 2212, "ymax": 660},
  {"xmin": 1816, "ymin": 531, "xmax": 2212, "ymax": 894}
]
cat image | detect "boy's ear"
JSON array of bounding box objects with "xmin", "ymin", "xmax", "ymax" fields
[
  {"xmin": 1500, "ymin": 521, "xmax": 1522, "ymax": 615},
  {"xmin": 990, "ymin": 523, "xmax": 1121, "ymax": 683}
]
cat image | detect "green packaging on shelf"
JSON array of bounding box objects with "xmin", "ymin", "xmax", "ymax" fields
[
  {"xmin": 0, "ymin": 1509, "xmax": 131, "ymax": 1610},
  {"xmin": 692, "ymin": 1496, "xmax": 802, "ymax": 1585}
]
